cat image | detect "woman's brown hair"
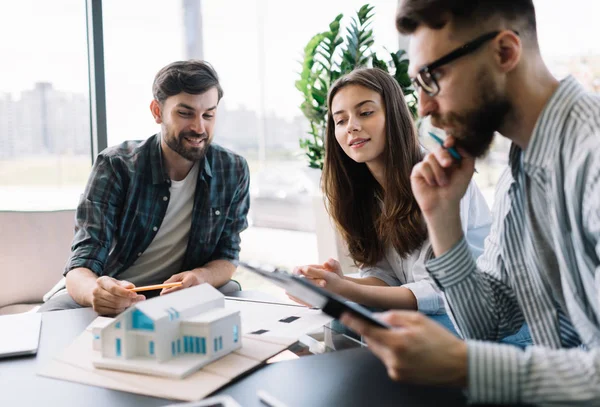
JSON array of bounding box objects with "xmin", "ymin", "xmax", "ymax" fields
[{"xmin": 322, "ymin": 68, "xmax": 426, "ymax": 267}]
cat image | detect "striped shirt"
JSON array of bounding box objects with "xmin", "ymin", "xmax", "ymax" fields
[
  {"xmin": 65, "ymin": 134, "xmax": 250, "ymax": 280},
  {"xmin": 426, "ymin": 76, "xmax": 600, "ymax": 405}
]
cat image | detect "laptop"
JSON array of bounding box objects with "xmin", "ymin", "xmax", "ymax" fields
[{"xmin": 0, "ymin": 312, "xmax": 42, "ymax": 358}]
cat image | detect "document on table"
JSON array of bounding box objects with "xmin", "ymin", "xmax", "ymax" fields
[{"xmin": 224, "ymin": 297, "xmax": 333, "ymax": 338}]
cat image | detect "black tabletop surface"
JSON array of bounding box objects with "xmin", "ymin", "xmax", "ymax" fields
[{"xmin": 1, "ymin": 301, "xmax": 519, "ymax": 406}]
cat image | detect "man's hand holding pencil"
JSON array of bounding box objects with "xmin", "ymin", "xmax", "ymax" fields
[
  {"xmin": 89, "ymin": 270, "xmax": 203, "ymax": 315},
  {"xmin": 90, "ymin": 276, "xmax": 146, "ymax": 316},
  {"xmin": 159, "ymin": 270, "xmax": 205, "ymax": 295}
]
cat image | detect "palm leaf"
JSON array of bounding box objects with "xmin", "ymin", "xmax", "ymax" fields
[{"xmin": 371, "ymin": 54, "xmax": 388, "ymax": 72}]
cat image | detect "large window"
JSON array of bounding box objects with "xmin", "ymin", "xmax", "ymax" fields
[
  {"xmin": 102, "ymin": 0, "xmax": 186, "ymax": 146},
  {"xmin": 468, "ymin": 0, "xmax": 600, "ymax": 204},
  {"xmin": 0, "ymin": 1, "xmax": 91, "ymax": 210}
]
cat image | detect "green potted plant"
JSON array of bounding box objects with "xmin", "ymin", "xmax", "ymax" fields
[{"xmin": 295, "ymin": 3, "xmax": 418, "ymax": 170}]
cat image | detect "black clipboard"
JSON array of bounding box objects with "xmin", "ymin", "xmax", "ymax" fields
[{"xmin": 239, "ymin": 261, "xmax": 390, "ymax": 329}]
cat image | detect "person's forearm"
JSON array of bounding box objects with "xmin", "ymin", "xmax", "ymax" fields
[
  {"xmin": 65, "ymin": 267, "xmax": 98, "ymax": 307},
  {"xmin": 337, "ymin": 280, "xmax": 418, "ymax": 310},
  {"xmin": 427, "ymin": 239, "xmax": 523, "ymax": 341},
  {"xmin": 423, "ymin": 204, "xmax": 464, "ymax": 257},
  {"xmin": 344, "ymin": 276, "xmax": 389, "ymax": 286},
  {"xmin": 468, "ymin": 342, "xmax": 600, "ymax": 405},
  {"xmin": 191, "ymin": 260, "xmax": 235, "ymax": 288}
]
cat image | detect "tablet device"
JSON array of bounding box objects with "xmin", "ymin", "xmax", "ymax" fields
[
  {"xmin": 239, "ymin": 261, "xmax": 390, "ymax": 329},
  {"xmin": 0, "ymin": 312, "xmax": 42, "ymax": 358}
]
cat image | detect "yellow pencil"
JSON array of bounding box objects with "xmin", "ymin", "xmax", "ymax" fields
[{"xmin": 129, "ymin": 282, "xmax": 183, "ymax": 292}]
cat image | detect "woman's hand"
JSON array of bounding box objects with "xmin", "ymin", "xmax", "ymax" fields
[
  {"xmin": 292, "ymin": 258, "xmax": 346, "ymax": 292},
  {"xmin": 286, "ymin": 258, "xmax": 347, "ymax": 305}
]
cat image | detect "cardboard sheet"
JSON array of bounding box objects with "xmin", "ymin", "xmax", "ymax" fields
[{"xmin": 37, "ymin": 299, "xmax": 332, "ymax": 401}]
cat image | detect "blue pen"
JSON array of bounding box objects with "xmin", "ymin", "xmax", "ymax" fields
[
  {"xmin": 428, "ymin": 132, "xmax": 462, "ymax": 161},
  {"xmin": 428, "ymin": 132, "xmax": 478, "ymax": 173}
]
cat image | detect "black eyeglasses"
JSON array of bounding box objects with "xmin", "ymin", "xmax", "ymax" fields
[{"xmin": 412, "ymin": 30, "xmax": 518, "ymax": 97}]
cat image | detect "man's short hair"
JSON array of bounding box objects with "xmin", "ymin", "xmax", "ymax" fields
[
  {"xmin": 152, "ymin": 60, "xmax": 224, "ymax": 104},
  {"xmin": 396, "ymin": 0, "xmax": 536, "ymax": 35}
]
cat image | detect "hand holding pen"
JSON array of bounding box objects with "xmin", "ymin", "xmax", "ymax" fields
[
  {"xmin": 410, "ymin": 132, "xmax": 476, "ymax": 216},
  {"xmin": 428, "ymin": 132, "xmax": 477, "ymax": 173}
]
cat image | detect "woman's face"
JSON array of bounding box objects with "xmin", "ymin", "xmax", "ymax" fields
[{"xmin": 331, "ymin": 84, "xmax": 386, "ymax": 165}]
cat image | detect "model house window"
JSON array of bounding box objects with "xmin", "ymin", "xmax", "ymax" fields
[
  {"xmin": 171, "ymin": 341, "xmax": 176, "ymax": 356},
  {"xmin": 233, "ymin": 325, "xmax": 239, "ymax": 343},
  {"xmin": 214, "ymin": 337, "xmax": 217, "ymax": 352},
  {"xmin": 184, "ymin": 335, "xmax": 204, "ymax": 353},
  {"xmin": 177, "ymin": 339, "xmax": 181, "ymax": 354},
  {"xmin": 149, "ymin": 340, "xmax": 154, "ymax": 355},
  {"xmin": 187, "ymin": 336, "xmax": 207, "ymax": 354},
  {"xmin": 218, "ymin": 336, "xmax": 223, "ymax": 350},
  {"xmin": 115, "ymin": 322, "xmax": 121, "ymax": 329},
  {"xmin": 166, "ymin": 307, "xmax": 180, "ymax": 321},
  {"xmin": 116, "ymin": 338, "xmax": 121, "ymax": 357},
  {"xmin": 131, "ymin": 309, "xmax": 154, "ymax": 331}
]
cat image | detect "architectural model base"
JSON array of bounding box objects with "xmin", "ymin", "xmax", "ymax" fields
[{"xmin": 93, "ymin": 344, "xmax": 242, "ymax": 379}]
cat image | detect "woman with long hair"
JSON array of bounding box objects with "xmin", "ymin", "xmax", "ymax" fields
[{"xmin": 294, "ymin": 67, "xmax": 492, "ymax": 326}]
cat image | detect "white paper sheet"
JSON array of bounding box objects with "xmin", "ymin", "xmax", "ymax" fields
[{"xmin": 224, "ymin": 297, "xmax": 333, "ymax": 338}]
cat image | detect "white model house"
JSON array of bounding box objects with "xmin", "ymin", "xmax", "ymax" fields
[{"xmin": 92, "ymin": 284, "xmax": 241, "ymax": 379}]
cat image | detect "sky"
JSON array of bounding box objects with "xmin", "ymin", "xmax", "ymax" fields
[{"xmin": 0, "ymin": 0, "xmax": 598, "ymax": 145}]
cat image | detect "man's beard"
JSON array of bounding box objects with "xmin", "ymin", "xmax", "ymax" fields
[
  {"xmin": 164, "ymin": 129, "xmax": 211, "ymax": 161},
  {"xmin": 432, "ymin": 70, "xmax": 511, "ymax": 158}
]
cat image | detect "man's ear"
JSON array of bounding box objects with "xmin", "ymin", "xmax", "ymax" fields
[
  {"xmin": 150, "ymin": 100, "xmax": 163, "ymax": 124},
  {"xmin": 494, "ymin": 30, "xmax": 521, "ymax": 73}
]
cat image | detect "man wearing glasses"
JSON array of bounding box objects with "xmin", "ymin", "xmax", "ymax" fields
[{"xmin": 341, "ymin": 0, "xmax": 600, "ymax": 405}]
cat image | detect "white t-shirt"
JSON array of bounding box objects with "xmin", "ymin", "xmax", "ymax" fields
[
  {"xmin": 119, "ymin": 163, "xmax": 200, "ymax": 286},
  {"xmin": 359, "ymin": 179, "xmax": 492, "ymax": 314}
]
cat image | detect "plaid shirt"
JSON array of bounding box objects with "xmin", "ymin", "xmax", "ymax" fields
[{"xmin": 65, "ymin": 134, "xmax": 250, "ymax": 278}]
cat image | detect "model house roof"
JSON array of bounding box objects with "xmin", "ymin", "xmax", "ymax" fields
[
  {"xmin": 133, "ymin": 284, "xmax": 224, "ymax": 321},
  {"xmin": 182, "ymin": 307, "xmax": 239, "ymax": 325}
]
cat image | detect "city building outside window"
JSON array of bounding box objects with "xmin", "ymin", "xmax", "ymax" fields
[{"xmin": 0, "ymin": 0, "xmax": 90, "ymax": 211}]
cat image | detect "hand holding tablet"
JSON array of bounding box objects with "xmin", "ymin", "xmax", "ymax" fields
[{"xmin": 239, "ymin": 262, "xmax": 390, "ymax": 329}]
